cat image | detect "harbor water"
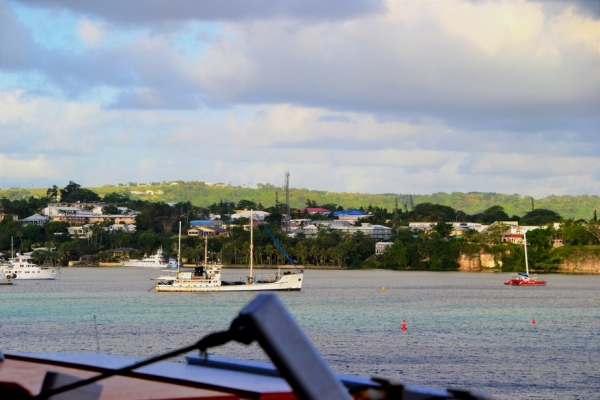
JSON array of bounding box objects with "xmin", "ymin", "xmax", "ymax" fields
[{"xmin": 1, "ymin": 268, "xmax": 598, "ymax": 399}]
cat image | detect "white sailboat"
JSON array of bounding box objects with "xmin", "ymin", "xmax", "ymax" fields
[{"xmin": 156, "ymin": 211, "xmax": 303, "ymax": 292}]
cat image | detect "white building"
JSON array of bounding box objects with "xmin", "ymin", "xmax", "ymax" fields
[
  {"xmin": 375, "ymin": 242, "xmax": 394, "ymax": 255},
  {"xmin": 300, "ymin": 221, "xmax": 393, "ymax": 240},
  {"xmin": 230, "ymin": 210, "xmax": 270, "ymax": 221}
]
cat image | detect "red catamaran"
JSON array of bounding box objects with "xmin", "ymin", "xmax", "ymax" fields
[{"xmin": 504, "ymin": 231, "xmax": 547, "ymax": 286}]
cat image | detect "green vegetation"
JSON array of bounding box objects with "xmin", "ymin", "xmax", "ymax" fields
[
  {"xmin": 1, "ymin": 181, "xmax": 600, "ymax": 271},
  {"xmin": 2, "ymin": 181, "xmax": 600, "ymax": 220}
]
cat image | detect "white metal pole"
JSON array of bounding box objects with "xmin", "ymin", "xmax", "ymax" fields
[
  {"xmin": 177, "ymin": 221, "xmax": 181, "ymax": 273},
  {"xmin": 204, "ymin": 236, "xmax": 208, "ymax": 266},
  {"xmin": 523, "ymin": 231, "xmax": 529, "ymax": 276},
  {"xmin": 250, "ymin": 210, "xmax": 253, "ymax": 281}
]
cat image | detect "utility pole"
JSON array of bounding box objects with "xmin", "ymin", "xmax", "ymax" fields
[
  {"xmin": 409, "ymin": 195, "xmax": 414, "ymax": 210},
  {"xmin": 531, "ymin": 197, "xmax": 534, "ymax": 212}
]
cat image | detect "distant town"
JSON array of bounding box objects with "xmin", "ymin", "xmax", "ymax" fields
[{"xmin": 1, "ymin": 181, "xmax": 599, "ymax": 273}]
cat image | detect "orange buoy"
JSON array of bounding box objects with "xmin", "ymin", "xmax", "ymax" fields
[
  {"xmin": 400, "ymin": 319, "xmax": 408, "ymax": 331},
  {"xmin": 381, "ymin": 286, "xmax": 386, "ymax": 291},
  {"xmin": 532, "ymin": 318, "xmax": 536, "ymax": 325}
]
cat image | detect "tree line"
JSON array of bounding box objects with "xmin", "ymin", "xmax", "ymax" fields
[{"xmin": 1, "ymin": 182, "xmax": 599, "ymax": 271}]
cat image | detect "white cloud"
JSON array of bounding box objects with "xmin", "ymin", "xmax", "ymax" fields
[
  {"xmin": 76, "ymin": 18, "xmax": 105, "ymax": 46},
  {"xmin": 1, "ymin": 1, "xmax": 599, "ymax": 197}
]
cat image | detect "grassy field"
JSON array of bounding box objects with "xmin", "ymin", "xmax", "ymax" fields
[{"xmin": 1, "ymin": 182, "xmax": 599, "ymax": 220}]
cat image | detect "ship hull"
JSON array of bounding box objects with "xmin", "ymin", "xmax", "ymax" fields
[{"xmin": 156, "ymin": 273, "xmax": 303, "ymax": 292}]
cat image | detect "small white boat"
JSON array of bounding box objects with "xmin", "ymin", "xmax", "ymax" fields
[
  {"xmin": 122, "ymin": 248, "xmax": 169, "ymax": 268},
  {"xmin": 165, "ymin": 258, "xmax": 178, "ymax": 269},
  {"xmin": 3, "ymin": 254, "xmax": 60, "ymax": 280},
  {"xmin": 156, "ymin": 211, "xmax": 303, "ymax": 292}
]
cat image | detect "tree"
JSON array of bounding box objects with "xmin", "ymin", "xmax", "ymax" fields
[
  {"xmin": 63, "ymin": 189, "xmax": 101, "ymax": 203},
  {"xmin": 520, "ymin": 209, "xmax": 562, "ymax": 225},
  {"xmin": 473, "ymin": 205, "xmax": 510, "ymax": 224},
  {"xmin": 59, "ymin": 181, "xmax": 81, "ymax": 200},
  {"xmin": 432, "ymin": 222, "xmax": 453, "ymax": 238},
  {"xmin": 236, "ymin": 200, "xmax": 257, "ymax": 210},
  {"xmin": 563, "ymin": 223, "xmax": 593, "ymax": 245},
  {"xmin": 46, "ymin": 185, "xmax": 59, "ymax": 201},
  {"xmin": 103, "ymin": 192, "xmax": 131, "ymax": 204},
  {"xmin": 102, "ymin": 205, "xmax": 121, "ymax": 215},
  {"xmin": 410, "ymin": 203, "xmax": 459, "ymax": 222},
  {"xmin": 585, "ymin": 221, "xmax": 600, "ymax": 243},
  {"xmin": 484, "ymin": 223, "xmax": 510, "ymax": 244}
]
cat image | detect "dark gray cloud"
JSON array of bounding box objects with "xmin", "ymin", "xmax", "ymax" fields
[
  {"xmin": 0, "ymin": 1, "xmax": 35, "ymax": 69},
  {"xmin": 14, "ymin": 0, "xmax": 386, "ymax": 24}
]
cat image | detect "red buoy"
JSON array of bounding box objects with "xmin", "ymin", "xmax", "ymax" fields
[
  {"xmin": 400, "ymin": 319, "xmax": 408, "ymax": 331},
  {"xmin": 532, "ymin": 318, "xmax": 536, "ymax": 325}
]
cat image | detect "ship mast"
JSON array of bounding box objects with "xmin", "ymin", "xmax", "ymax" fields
[
  {"xmin": 177, "ymin": 221, "xmax": 181, "ymax": 273},
  {"xmin": 249, "ymin": 209, "xmax": 254, "ymax": 282},
  {"xmin": 204, "ymin": 235, "xmax": 208, "ymax": 266},
  {"xmin": 523, "ymin": 230, "xmax": 529, "ymax": 276}
]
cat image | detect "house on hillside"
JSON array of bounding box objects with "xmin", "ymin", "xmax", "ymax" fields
[
  {"xmin": 334, "ymin": 209, "xmax": 368, "ymax": 222},
  {"xmin": 375, "ymin": 242, "xmax": 394, "ymax": 255},
  {"xmin": 298, "ymin": 207, "xmax": 332, "ymax": 215},
  {"xmin": 20, "ymin": 214, "xmax": 49, "ymax": 226}
]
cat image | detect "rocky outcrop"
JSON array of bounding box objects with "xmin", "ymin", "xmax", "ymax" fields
[
  {"xmin": 558, "ymin": 258, "xmax": 600, "ymax": 274},
  {"xmin": 458, "ymin": 252, "xmax": 501, "ymax": 271}
]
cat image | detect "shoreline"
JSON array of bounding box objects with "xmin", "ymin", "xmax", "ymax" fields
[{"xmin": 67, "ymin": 263, "xmax": 600, "ymax": 273}]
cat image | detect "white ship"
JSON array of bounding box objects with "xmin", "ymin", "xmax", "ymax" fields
[
  {"xmin": 122, "ymin": 248, "xmax": 169, "ymax": 268},
  {"xmin": 3, "ymin": 254, "xmax": 60, "ymax": 280},
  {"xmin": 156, "ymin": 211, "xmax": 303, "ymax": 292}
]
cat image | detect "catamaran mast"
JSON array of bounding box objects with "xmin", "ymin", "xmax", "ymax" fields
[
  {"xmin": 250, "ymin": 209, "xmax": 254, "ymax": 282},
  {"xmin": 523, "ymin": 230, "xmax": 529, "ymax": 276},
  {"xmin": 177, "ymin": 221, "xmax": 181, "ymax": 273}
]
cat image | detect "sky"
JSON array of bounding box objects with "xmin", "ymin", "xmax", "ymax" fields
[{"xmin": 0, "ymin": 0, "xmax": 599, "ymax": 197}]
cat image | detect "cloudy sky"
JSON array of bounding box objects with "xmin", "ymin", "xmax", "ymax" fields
[{"xmin": 1, "ymin": 0, "xmax": 598, "ymax": 197}]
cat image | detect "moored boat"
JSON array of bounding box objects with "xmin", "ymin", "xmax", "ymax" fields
[
  {"xmin": 156, "ymin": 211, "xmax": 303, "ymax": 293},
  {"xmin": 504, "ymin": 272, "xmax": 547, "ymax": 286},
  {"xmin": 3, "ymin": 254, "xmax": 60, "ymax": 280},
  {"xmin": 122, "ymin": 248, "xmax": 168, "ymax": 268},
  {"xmin": 0, "ymin": 270, "xmax": 16, "ymax": 285},
  {"xmin": 504, "ymin": 231, "xmax": 547, "ymax": 286}
]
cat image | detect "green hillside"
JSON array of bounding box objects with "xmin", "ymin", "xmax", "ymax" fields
[{"xmin": 1, "ymin": 182, "xmax": 598, "ymax": 220}]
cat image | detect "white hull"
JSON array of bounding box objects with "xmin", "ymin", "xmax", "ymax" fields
[
  {"xmin": 122, "ymin": 261, "xmax": 169, "ymax": 268},
  {"xmin": 122, "ymin": 248, "xmax": 169, "ymax": 268},
  {"xmin": 0, "ymin": 271, "xmax": 15, "ymax": 285},
  {"xmin": 156, "ymin": 272, "xmax": 303, "ymax": 292},
  {"xmin": 4, "ymin": 266, "xmax": 59, "ymax": 280},
  {"xmin": 4, "ymin": 254, "xmax": 60, "ymax": 280}
]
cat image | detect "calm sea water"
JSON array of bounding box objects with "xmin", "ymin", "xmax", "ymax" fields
[{"xmin": 1, "ymin": 268, "xmax": 598, "ymax": 399}]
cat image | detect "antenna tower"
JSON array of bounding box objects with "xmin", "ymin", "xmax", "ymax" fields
[{"xmin": 284, "ymin": 171, "xmax": 291, "ymax": 232}]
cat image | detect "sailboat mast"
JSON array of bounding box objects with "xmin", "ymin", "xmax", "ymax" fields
[
  {"xmin": 523, "ymin": 231, "xmax": 529, "ymax": 276},
  {"xmin": 204, "ymin": 236, "xmax": 208, "ymax": 265},
  {"xmin": 250, "ymin": 210, "xmax": 254, "ymax": 280},
  {"xmin": 177, "ymin": 221, "xmax": 181, "ymax": 273}
]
